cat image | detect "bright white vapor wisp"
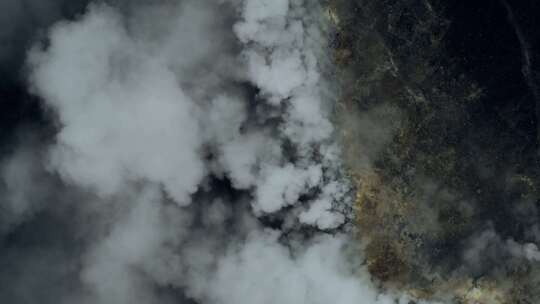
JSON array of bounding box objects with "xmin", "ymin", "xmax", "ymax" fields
[{"xmin": 0, "ymin": 0, "xmax": 446, "ymax": 303}]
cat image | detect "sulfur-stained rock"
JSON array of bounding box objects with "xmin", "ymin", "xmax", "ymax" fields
[{"xmin": 331, "ymin": 0, "xmax": 540, "ymax": 303}]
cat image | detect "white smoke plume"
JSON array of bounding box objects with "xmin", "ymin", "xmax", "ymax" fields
[{"xmin": 0, "ymin": 0, "xmax": 442, "ymax": 303}]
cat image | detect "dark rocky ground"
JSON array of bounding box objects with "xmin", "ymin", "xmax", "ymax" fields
[{"xmin": 333, "ymin": 0, "xmax": 540, "ymax": 302}]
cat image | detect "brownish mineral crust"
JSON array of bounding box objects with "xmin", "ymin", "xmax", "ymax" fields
[{"xmin": 329, "ymin": 0, "xmax": 540, "ymax": 303}]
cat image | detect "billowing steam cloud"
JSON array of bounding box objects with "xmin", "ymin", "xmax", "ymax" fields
[{"xmin": 0, "ymin": 0, "xmax": 436, "ymax": 303}]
